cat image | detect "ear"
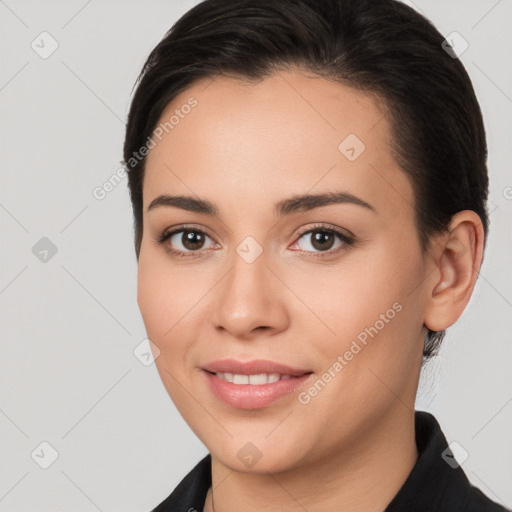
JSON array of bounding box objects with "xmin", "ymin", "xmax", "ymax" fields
[{"xmin": 423, "ymin": 210, "xmax": 485, "ymax": 332}]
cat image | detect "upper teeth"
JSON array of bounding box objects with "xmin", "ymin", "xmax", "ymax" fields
[{"xmin": 215, "ymin": 372, "xmax": 292, "ymax": 385}]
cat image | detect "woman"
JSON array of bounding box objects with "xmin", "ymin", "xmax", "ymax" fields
[{"xmin": 123, "ymin": 0, "xmax": 509, "ymax": 510}]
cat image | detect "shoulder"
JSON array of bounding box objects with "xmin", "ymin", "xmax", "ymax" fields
[
  {"xmin": 386, "ymin": 411, "xmax": 510, "ymax": 511},
  {"xmin": 462, "ymin": 485, "xmax": 511, "ymax": 512},
  {"xmin": 150, "ymin": 453, "xmax": 212, "ymax": 512}
]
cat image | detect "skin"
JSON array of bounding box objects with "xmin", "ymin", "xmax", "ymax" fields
[{"xmin": 137, "ymin": 69, "xmax": 484, "ymax": 512}]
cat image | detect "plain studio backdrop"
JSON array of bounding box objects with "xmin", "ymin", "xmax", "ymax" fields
[{"xmin": 0, "ymin": 1, "xmax": 511, "ymax": 511}]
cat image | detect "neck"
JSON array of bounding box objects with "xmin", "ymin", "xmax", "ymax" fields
[{"xmin": 204, "ymin": 406, "xmax": 418, "ymax": 512}]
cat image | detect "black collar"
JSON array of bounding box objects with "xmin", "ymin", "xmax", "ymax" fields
[{"xmin": 151, "ymin": 411, "xmax": 509, "ymax": 511}]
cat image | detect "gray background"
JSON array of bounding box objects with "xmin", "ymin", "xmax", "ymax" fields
[{"xmin": 0, "ymin": 1, "xmax": 511, "ymax": 510}]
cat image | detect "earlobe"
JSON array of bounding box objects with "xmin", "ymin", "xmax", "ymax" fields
[{"xmin": 423, "ymin": 211, "xmax": 484, "ymax": 332}]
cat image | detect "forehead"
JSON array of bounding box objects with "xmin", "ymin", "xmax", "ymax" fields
[{"xmin": 143, "ymin": 70, "xmax": 414, "ymax": 221}]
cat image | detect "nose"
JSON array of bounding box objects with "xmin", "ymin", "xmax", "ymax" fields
[{"xmin": 210, "ymin": 247, "xmax": 290, "ymax": 341}]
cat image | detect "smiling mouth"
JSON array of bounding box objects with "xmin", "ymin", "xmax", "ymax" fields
[
  {"xmin": 205, "ymin": 370, "xmax": 312, "ymax": 385},
  {"xmin": 202, "ymin": 370, "xmax": 314, "ymax": 409}
]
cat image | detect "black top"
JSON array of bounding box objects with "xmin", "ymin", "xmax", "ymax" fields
[{"xmin": 151, "ymin": 411, "xmax": 510, "ymax": 511}]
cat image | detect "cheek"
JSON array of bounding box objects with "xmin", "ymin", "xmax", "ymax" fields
[
  {"xmin": 137, "ymin": 258, "xmax": 168, "ymax": 337},
  {"xmin": 137, "ymin": 250, "xmax": 197, "ymax": 337},
  {"xmin": 303, "ymin": 240, "xmax": 426, "ymax": 389},
  {"xmin": 136, "ymin": 256, "xmax": 191, "ymax": 371},
  {"xmin": 136, "ymin": 251, "xmax": 216, "ymax": 375},
  {"xmin": 136, "ymin": 255, "xmax": 197, "ymax": 408},
  {"xmin": 300, "ymin": 245, "xmax": 419, "ymax": 338}
]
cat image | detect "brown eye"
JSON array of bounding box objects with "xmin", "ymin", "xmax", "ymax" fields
[
  {"xmin": 157, "ymin": 227, "xmax": 217, "ymax": 257},
  {"xmin": 292, "ymin": 224, "xmax": 355, "ymax": 257},
  {"xmin": 179, "ymin": 230, "xmax": 207, "ymax": 251},
  {"xmin": 309, "ymin": 230, "xmax": 336, "ymax": 251}
]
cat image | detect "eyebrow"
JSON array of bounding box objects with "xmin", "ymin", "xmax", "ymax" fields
[{"xmin": 147, "ymin": 191, "xmax": 377, "ymax": 217}]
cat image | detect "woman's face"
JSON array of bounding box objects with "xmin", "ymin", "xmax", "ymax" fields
[{"xmin": 138, "ymin": 70, "xmax": 431, "ymax": 473}]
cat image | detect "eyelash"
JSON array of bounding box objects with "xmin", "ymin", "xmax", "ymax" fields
[{"xmin": 154, "ymin": 223, "xmax": 355, "ymax": 259}]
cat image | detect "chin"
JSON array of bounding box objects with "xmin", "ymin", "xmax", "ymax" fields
[{"xmin": 208, "ymin": 437, "xmax": 309, "ymax": 475}]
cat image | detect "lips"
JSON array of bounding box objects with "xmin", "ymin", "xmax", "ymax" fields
[
  {"xmin": 202, "ymin": 358, "xmax": 312, "ymax": 377},
  {"xmin": 200, "ymin": 358, "xmax": 314, "ymax": 409}
]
